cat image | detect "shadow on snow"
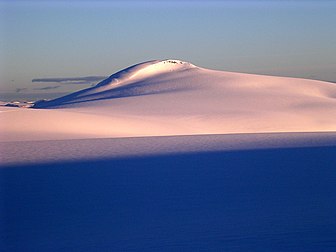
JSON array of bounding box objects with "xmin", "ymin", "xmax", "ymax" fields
[{"xmin": 1, "ymin": 146, "xmax": 336, "ymax": 251}]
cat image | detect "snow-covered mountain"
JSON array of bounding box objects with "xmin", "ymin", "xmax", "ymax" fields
[
  {"xmin": 1, "ymin": 59, "xmax": 336, "ymax": 141},
  {"xmin": 33, "ymin": 60, "xmax": 198, "ymax": 108}
]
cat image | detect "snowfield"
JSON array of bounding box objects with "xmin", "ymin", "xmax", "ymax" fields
[{"xmin": 1, "ymin": 60, "xmax": 336, "ymax": 251}]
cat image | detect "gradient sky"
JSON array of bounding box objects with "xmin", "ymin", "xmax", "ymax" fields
[{"xmin": 1, "ymin": 0, "xmax": 335, "ymax": 98}]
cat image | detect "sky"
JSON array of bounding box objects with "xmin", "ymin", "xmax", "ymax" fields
[{"xmin": 0, "ymin": 0, "xmax": 335, "ymax": 100}]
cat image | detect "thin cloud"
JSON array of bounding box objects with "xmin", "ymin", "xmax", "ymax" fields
[
  {"xmin": 32, "ymin": 76, "xmax": 107, "ymax": 85},
  {"xmin": 16, "ymin": 88, "xmax": 27, "ymax": 93},
  {"xmin": 34, "ymin": 85, "xmax": 61, "ymax": 90}
]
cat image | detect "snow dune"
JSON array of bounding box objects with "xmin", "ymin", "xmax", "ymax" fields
[{"xmin": 1, "ymin": 59, "xmax": 336, "ymax": 141}]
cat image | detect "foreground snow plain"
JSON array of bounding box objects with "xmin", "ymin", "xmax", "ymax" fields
[{"xmin": 1, "ymin": 60, "xmax": 336, "ymax": 251}]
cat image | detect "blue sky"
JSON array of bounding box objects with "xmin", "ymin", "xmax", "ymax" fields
[{"xmin": 1, "ymin": 0, "xmax": 335, "ymax": 97}]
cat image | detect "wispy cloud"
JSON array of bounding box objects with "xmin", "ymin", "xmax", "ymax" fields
[
  {"xmin": 32, "ymin": 76, "xmax": 107, "ymax": 85},
  {"xmin": 34, "ymin": 85, "xmax": 61, "ymax": 90}
]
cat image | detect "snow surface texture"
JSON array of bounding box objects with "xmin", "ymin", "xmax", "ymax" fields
[
  {"xmin": 1, "ymin": 132, "xmax": 336, "ymax": 166},
  {"xmin": 1, "ymin": 59, "xmax": 336, "ymax": 141}
]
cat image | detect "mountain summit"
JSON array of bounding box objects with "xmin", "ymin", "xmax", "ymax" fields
[{"xmin": 95, "ymin": 59, "xmax": 196, "ymax": 87}]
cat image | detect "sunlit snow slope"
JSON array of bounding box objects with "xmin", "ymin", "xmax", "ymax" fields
[{"xmin": 1, "ymin": 59, "xmax": 336, "ymax": 141}]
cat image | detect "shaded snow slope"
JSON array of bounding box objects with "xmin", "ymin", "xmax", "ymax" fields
[{"xmin": 1, "ymin": 59, "xmax": 336, "ymax": 141}]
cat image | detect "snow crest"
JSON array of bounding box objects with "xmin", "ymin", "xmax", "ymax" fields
[{"xmin": 96, "ymin": 59, "xmax": 196, "ymax": 87}]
